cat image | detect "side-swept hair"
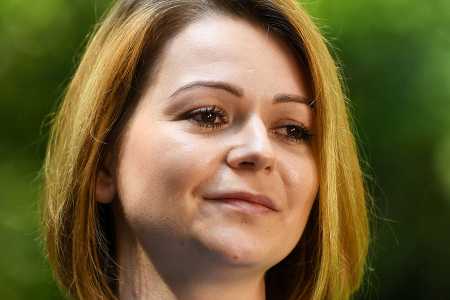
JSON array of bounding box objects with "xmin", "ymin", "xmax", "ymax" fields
[{"xmin": 42, "ymin": 1, "xmax": 370, "ymax": 299}]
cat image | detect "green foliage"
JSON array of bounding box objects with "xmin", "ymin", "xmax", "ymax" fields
[
  {"xmin": 0, "ymin": 0, "xmax": 448, "ymax": 298},
  {"xmin": 305, "ymin": 0, "xmax": 450, "ymax": 298}
]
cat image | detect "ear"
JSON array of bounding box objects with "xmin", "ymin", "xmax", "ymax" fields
[{"xmin": 95, "ymin": 151, "xmax": 116, "ymax": 204}]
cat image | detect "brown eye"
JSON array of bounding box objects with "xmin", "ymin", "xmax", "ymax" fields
[
  {"xmin": 183, "ymin": 105, "xmax": 228, "ymax": 129},
  {"xmin": 273, "ymin": 124, "xmax": 313, "ymax": 143}
]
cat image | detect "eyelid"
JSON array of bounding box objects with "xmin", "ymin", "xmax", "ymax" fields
[
  {"xmin": 163, "ymin": 94, "xmax": 225, "ymax": 117},
  {"xmin": 181, "ymin": 104, "xmax": 228, "ymax": 119},
  {"xmin": 275, "ymin": 118, "xmax": 313, "ymax": 132}
]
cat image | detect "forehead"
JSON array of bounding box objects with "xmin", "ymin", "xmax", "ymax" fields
[{"xmin": 150, "ymin": 13, "xmax": 311, "ymax": 99}]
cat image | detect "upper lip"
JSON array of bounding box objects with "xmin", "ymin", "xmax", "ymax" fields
[{"xmin": 204, "ymin": 191, "xmax": 279, "ymax": 211}]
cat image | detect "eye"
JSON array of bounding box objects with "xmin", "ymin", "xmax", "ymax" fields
[
  {"xmin": 182, "ymin": 105, "xmax": 228, "ymax": 129},
  {"xmin": 273, "ymin": 124, "xmax": 313, "ymax": 144}
]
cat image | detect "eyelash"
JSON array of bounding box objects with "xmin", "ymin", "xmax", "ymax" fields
[{"xmin": 181, "ymin": 105, "xmax": 313, "ymax": 144}]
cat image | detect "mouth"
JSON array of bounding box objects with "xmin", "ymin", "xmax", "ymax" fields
[
  {"xmin": 203, "ymin": 191, "xmax": 279, "ymax": 214},
  {"xmin": 206, "ymin": 198, "xmax": 275, "ymax": 214}
]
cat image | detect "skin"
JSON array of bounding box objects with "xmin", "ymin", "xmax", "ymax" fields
[{"xmin": 96, "ymin": 13, "xmax": 319, "ymax": 300}]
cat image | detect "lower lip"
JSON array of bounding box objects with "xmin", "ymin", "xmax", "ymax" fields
[{"xmin": 207, "ymin": 198, "xmax": 274, "ymax": 214}]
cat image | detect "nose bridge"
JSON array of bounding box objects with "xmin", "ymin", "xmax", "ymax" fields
[
  {"xmin": 226, "ymin": 113, "xmax": 275, "ymax": 171},
  {"xmin": 243, "ymin": 114, "xmax": 271, "ymax": 149}
]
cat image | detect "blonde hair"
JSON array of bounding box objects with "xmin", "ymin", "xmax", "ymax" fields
[{"xmin": 41, "ymin": 0, "xmax": 370, "ymax": 299}]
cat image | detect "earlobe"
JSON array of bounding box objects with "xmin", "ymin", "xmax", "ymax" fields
[
  {"xmin": 95, "ymin": 153, "xmax": 116, "ymax": 204},
  {"xmin": 96, "ymin": 169, "xmax": 116, "ymax": 204}
]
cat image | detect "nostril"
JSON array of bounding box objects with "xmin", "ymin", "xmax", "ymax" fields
[
  {"xmin": 226, "ymin": 146, "xmax": 275, "ymax": 171},
  {"xmin": 240, "ymin": 161, "xmax": 255, "ymax": 167}
]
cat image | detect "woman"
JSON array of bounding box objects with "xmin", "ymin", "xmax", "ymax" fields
[{"xmin": 42, "ymin": 0, "xmax": 370, "ymax": 299}]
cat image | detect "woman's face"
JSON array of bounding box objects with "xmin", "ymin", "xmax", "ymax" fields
[{"xmin": 109, "ymin": 14, "xmax": 319, "ymax": 273}]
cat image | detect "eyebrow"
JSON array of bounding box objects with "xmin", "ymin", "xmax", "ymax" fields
[
  {"xmin": 273, "ymin": 93, "xmax": 315, "ymax": 107},
  {"xmin": 169, "ymin": 80, "xmax": 315, "ymax": 108}
]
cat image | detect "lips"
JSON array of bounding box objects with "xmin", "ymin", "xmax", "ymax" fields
[{"xmin": 204, "ymin": 191, "xmax": 279, "ymax": 211}]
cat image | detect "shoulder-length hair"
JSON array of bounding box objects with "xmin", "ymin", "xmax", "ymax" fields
[{"xmin": 42, "ymin": 0, "xmax": 370, "ymax": 299}]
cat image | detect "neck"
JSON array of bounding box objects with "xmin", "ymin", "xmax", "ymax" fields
[{"xmin": 115, "ymin": 218, "xmax": 267, "ymax": 300}]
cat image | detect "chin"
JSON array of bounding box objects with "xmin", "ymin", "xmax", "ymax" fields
[{"xmin": 193, "ymin": 225, "xmax": 283, "ymax": 270}]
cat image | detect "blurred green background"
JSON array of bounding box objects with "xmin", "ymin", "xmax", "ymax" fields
[{"xmin": 0, "ymin": 0, "xmax": 449, "ymax": 299}]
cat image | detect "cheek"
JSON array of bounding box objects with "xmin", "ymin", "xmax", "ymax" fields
[
  {"xmin": 281, "ymin": 152, "xmax": 319, "ymax": 232},
  {"xmin": 115, "ymin": 115, "xmax": 215, "ymax": 218}
]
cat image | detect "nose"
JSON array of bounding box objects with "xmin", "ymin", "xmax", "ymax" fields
[{"xmin": 226, "ymin": 115, "xmax": 275, "ymax": 172}]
